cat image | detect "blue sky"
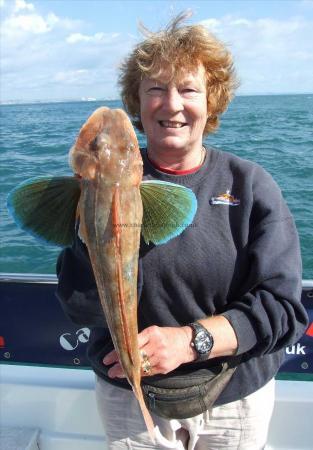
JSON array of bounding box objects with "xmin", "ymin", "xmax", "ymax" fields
[{"xmin": 1, "ymin": 0, "xmax": 313, "ymax": 102}]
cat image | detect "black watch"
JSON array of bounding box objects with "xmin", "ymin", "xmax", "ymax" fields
[{"xmin": 188, "ymin": 322, "xmax": 214, "ymax": 362}]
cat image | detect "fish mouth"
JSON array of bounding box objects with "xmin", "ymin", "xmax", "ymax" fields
[{"xmin": 158, "ymin": 120, "xmax": 187, "ymax": 128}]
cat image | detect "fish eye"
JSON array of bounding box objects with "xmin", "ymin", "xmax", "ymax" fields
[{"xmin": 90, "ymin": 137, "xmax": 99, "ymax": 153}]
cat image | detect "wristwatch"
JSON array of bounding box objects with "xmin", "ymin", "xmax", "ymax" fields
[{"xmin": 188, "ymin": 322, "xmax": 214, "ymax": 362}]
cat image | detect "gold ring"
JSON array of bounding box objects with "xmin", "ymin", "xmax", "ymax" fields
[
  {"xmin": 141, "ymin": 358, "xmax": 152, "ymax": 375},
  {"xmin": 140, "ymin": 350, "xmax": 152, "ymax": 375}
]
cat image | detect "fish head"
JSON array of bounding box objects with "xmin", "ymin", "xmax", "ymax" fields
[{"xmin": 70, "ymin": 107, "xmax": 142, "ymax": 186}]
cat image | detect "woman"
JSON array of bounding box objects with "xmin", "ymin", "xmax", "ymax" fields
[{"xmin": 57, "ymin": 12, "xmax": 308, "ymax": 450}]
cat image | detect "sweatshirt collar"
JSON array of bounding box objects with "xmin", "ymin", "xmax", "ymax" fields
[{"xmin": 141, "ymin": 146, "xmax": 220, "ymax": 187}]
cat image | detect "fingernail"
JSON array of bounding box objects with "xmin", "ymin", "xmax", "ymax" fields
[{"xmin": 103, "ymin": 356, "xmax": 110, "ymax": 364}]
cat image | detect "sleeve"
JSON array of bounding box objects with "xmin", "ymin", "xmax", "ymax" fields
[
  {"xmin": 56, "ymin": 232, "xmax": 107, "ymax": 327},
  {"xmin": 222, "ymin": 165, "xmax": 309, "ymax": 357}
]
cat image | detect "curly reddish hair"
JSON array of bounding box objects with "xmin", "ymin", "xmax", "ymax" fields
[{"xmin": 119, "ymin": 12, "xmax": 239, "ymax": 135}]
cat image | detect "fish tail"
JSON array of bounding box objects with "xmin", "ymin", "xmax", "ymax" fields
[{"xmin": 133, "ymin": 384, "xmax": 156, "ymax": 443}]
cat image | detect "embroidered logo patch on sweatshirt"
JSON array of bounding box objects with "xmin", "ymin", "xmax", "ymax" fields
[{"xmin": 210, "ymin": 190, "xmax": 240, "ymax": 206}]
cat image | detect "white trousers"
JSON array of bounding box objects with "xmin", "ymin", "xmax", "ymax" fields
[{"xmin": 95, "ymin": 376, "xmax": 275, "ymax": 450}]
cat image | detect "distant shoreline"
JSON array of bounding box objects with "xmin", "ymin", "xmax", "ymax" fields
[
  {"xmin": 1, "ymin": 92, "xmax": 312, "ymax": 107},
  {"xmin": 0, "ymin": 99, "xmax": 119, "ymax": 107}
]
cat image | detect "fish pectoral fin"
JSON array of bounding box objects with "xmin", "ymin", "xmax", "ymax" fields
[
  {"xmin": 140, "ymin": 180, "xmax": 197, "ymax": 245},
  {"xmin": 7, "ymin": 176, "xmax": 81, "ymax": 247}
]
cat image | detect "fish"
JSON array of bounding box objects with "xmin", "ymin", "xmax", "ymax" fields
[{"xmin": 7, "ymin": 106, "xmax": 198, "ymax": 441}]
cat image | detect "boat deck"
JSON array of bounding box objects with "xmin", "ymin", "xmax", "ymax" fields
[{"xmin": 1, "ymin": 274, "xmax": 312, "ymax": 449}]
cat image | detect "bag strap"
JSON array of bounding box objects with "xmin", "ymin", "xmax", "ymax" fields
[
  {"xmin": 142, "ymin": 355, "xmax": 242, "ymax": 390},
  {"xmin": 203, "ymin": 355, "xmax": 242, "ymax": 408}
]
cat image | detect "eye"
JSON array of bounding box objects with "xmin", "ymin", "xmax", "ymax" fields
[
  {"xmin": 181, "ymin": 88, "xmax": 197, "ymax": 95},
  {"xmin": 146, "ymin": 86, "xmax": 165, "ymax": 96},
  {"xmin": 181, "ymin": 87, "xmax": 203, "ymax": 99}
]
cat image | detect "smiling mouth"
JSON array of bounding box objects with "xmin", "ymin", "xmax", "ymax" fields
[{"xmin": 159, "ymin": 121, "xmax": 187, "ymax": 128}]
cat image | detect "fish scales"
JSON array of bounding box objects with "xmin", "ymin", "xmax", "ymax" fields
[{"xmin": 70, "ymin": 107, "xmax": 155, "ymax": 439}]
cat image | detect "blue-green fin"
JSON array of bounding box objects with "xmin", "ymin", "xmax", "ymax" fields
[
  {"xmin": 140, "ymin": 180, "xmax": 197, "ymax": 245},
  {"xmin": 7, "ymin": 176, "xmax": 81, "ymax": 247}
]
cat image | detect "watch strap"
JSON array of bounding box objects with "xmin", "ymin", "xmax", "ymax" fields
[{"xmin": 188, "ymin": 322, "xmax": 214, "ymax": 362}]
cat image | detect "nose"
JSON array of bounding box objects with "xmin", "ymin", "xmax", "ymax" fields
[{"xmin": 162, "ymin": 87, "xmax": 183, "ymax": 113}]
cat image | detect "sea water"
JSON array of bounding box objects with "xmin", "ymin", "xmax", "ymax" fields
[{"xmin": 0, "ymin": 95, "xmax": 312, "ymax": 278}]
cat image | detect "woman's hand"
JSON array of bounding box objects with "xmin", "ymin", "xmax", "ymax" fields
[
  {"xmin": 102, "ymin": 316, "xmax": 238, "ymax": 378},
  {"xmin": 103, "ymin": 325, "xmax": 195, "ymax": 378}
]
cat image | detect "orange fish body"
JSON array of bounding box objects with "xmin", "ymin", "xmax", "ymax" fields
[
  {"xmin": 70, "ymin": 107, "xmax": 154, "ymax": 437},
  {"xmin": 7, "ymin": 106, "xmax": 198, "ymax": 442}
]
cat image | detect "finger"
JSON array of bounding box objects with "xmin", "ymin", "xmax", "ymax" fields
[
  {"xmin": 103, "ymin": 349, "xmax": 119, "ymax": 365},
  {"xmin": 137, "ymin": 327, "xmax": 152, "ymax": 348},
  {"xmin": 141, "ymin": 357, "xmax": 153, "ymax": 377},
  {"xmin": 107, "ymin": 363, "xmax": 126, "ymax": 379},
  {"xmin": 139, "ymin": 348, "xmax": 151, "ymax": 360},
  {"xmin": 140, "ymin": 348, "xmax": 160, "ymax": 377}
]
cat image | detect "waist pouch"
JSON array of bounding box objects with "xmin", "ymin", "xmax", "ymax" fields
[{"xmin": 141, "ymin": 359, "xmax": 239, "ymax": 420}]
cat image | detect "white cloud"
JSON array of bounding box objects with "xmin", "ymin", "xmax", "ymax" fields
[
  {"xmin": 1, "ymin": 1, "xmax": 80, "ymax": 40},
  {"xmin": 0, "ymin": 0, "xmax": 134, "ymax": 102},
  {"xmin": 201, "ymin": 18, "xmax": 220, "ymax": 32},
  {"xmin": 66, "ymin": 33, "xmax": 91, "ymax": 44},
  {"xmin": 230, "ymin": 19, "xmax": 251, "ymax": 27},
  {"xmin": 14, "ymin": 0, "xmax": 34, "ymax": 13},
  {"xmin": 3, "ymin": 13, "xmax": 51, "ymax": 34},
  {"xmin": 54, "ymin": 69, "xmax": 89, "ymax": 84},
  {"xmin": 66, "ymin": 32, "xmax": 119, "ymax": 45},
  {"xmin": 201, "ymin": 15, "xmax": 313, "ymax": 94}
]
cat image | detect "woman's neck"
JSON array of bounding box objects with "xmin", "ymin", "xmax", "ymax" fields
[{"xmin": 146, "ymin": 146, "xmax": 205, "ymax": 171}]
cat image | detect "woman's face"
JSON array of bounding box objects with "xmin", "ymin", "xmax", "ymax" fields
[{"xmin": 138, "ymin": 64, "xmax": 208, "ymax": 155}]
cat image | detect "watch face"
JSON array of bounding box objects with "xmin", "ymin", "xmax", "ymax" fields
[{"xmin": 195, "ymin": 330, "xmax": 213, "ymax": 354}]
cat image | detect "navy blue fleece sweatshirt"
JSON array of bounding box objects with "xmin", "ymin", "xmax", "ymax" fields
[{"xmin": 56, "ymin": 147, "xmax": 308, "ymax": 405}]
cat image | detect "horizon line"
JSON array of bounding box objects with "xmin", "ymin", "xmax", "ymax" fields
[{"xmin": 1, "ymin": 92, "xmax": 312, "ymax": 106}]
